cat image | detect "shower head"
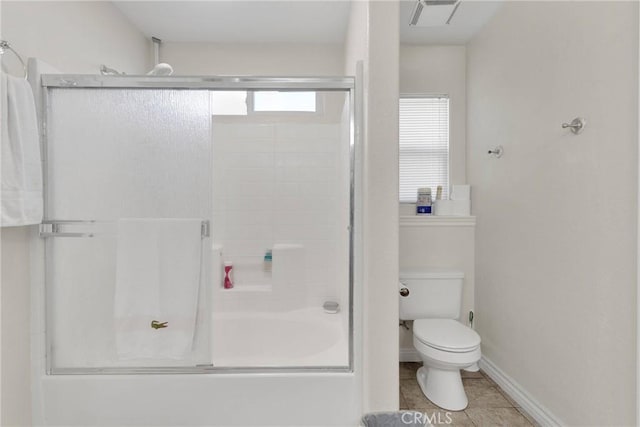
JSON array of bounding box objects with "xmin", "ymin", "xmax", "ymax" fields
[{"xmin": 147, "ymin": 63, "xmax": 173, "ymax": 76}]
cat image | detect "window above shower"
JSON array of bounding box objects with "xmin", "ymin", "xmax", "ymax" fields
[
  {"xmin": 253, "ymin": 91, "xmax": 316, "ymax": 112},
  {"xmin": 211, "ymin": 90, "xmax": 318, "ymax": 116}
]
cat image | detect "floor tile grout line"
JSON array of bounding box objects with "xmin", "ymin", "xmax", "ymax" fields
[
  {"xmin": 463, "ymin": 409, "xmax": 479, "ymax": 427},
  {"xmin": 496, "ymin": 387, "xmax": 520, "ymax": 409}
]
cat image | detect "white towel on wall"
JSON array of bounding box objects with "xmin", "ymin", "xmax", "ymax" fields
[
  {"xmin": 1, "ymin": 72, "xmax": 43, "ymax": 226},
  {"xmin": 114, "ymin": 218, "xmax": 203, "ymax": 360}
]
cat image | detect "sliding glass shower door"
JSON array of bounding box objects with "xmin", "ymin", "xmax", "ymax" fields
[
  {"xmin": 42, "ymin": 76, "xmax": 354, "ymax": 373},
  {"xmin": 44, "ymin": 87, "xmax": 214, "ymax": 370}
]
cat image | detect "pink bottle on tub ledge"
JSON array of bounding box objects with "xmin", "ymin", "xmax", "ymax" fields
[{"xmin": 223, "ymin": 261, "xmax": 234, "ymax": 289}]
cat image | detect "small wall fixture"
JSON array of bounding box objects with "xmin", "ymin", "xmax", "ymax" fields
[
  {"xmin": 562, "ymin": 117, "xmax": 586, "ymax": 135},
  {"xmin": 409, "ymin": 0, "xmax": 460, "ymax": 26},
  {"xmin": 323, "ymin": 301, "xmax": 340, "ymax": 314},
  {"xmin": 488, "ymin": 145, "xmax": 504, "ymax": 158}
]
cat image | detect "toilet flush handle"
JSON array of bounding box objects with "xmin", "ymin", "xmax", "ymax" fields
[{"xmin": 399, "ymin": 287, "xmax": 410, "ymax": 297}]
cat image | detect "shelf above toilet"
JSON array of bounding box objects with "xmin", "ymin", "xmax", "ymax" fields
[{"xmin": 400, "ymin": 215, "xmax": 476, "ymax": 228}]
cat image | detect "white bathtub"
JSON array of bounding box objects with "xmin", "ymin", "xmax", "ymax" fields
[
  {"xmin": 212, "ymin": 307, "xmax": 348, "ymax": 367},
  {"xmin": 38, "ymin": 306, "xmax": 356, "ymax": 426}
]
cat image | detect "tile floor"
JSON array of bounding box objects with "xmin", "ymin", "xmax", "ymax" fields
[{"xmin": 399, "ymin": 362, "xmax": 538, "ymax": 426}]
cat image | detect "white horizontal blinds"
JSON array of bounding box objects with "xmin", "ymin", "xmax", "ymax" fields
[{"xmin": 399, "ymin": 96, "xmax": 449, "ymax": 203}]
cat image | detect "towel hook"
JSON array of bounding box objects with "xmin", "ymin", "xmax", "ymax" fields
[
  {"xmin": 488, "ymin": 145, "xmax": 504, "ymax": 158},
  {"xmin": 562, "ymin": 117, "xmax": 586, "ymax": 135},
  {"xmin": 0, "ymin": 40, "xmax": 27, "ymax": 80}
]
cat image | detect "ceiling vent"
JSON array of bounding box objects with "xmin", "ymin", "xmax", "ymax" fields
[{"xmin": 409, "ymin": 0, "xmax": 461, "ymax": 26}]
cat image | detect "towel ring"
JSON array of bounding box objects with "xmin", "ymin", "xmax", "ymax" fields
[{"xmin": 0, "ymin": 40, "xmax": 28, "ymax": 80}]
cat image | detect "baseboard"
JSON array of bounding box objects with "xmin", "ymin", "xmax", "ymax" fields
[
  {"xmin": 480, "ymin": 356, "xmax": 564, "ymax": 427},
  {"xmin": 399, "ymin": 348, "xmax": 421, "ymax": 362}
]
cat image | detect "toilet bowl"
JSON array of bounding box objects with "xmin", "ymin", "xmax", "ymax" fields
[
  {"xmin": 399, "ymin": 270, "xmax": 482, "ymax": 411},
  {"xmin": 412, "ymin": 318, "xmax": 481, "ymax": 411}
]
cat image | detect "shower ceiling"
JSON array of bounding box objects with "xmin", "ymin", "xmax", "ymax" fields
[{"xmin": 113, "ymin": 0, "xmax": 503, "ymax": 45}]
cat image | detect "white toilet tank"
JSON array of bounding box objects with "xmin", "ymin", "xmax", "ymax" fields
[{"xmin": 399, "ymin": 269, "xmax": 464, "ymax": 320}]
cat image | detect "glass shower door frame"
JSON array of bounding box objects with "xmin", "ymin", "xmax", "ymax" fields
[{"xmin": 40, "ymin": 75, "xmax": 356, "ymax": 375}]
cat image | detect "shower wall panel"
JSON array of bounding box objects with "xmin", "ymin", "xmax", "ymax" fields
[{"xmin": 211, "ymin": 92, "xmax": 351, "ymax": 314}]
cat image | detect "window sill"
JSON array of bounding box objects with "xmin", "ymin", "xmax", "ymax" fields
[{"xmin": 399, "ymin": 215, "xmax": 476, "ymax": 227}]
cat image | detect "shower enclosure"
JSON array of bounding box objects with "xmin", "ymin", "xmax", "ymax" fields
[{"xmin": 39, "ymin": 75, "xmax": 354, "ymax": 375}]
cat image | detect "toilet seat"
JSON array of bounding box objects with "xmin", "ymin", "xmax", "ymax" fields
[{"xmin": 413, "ymin": 319, "xmax": 480, "ymax": 353}]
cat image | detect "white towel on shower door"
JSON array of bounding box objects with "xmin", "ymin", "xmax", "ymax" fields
[
  {"xmin": 1, "ymin": 72, "xmax": 43, "ymax": 226},
  {"xmin": 114, "ymin": 218, "xmax": 203, "ymax": 360}
]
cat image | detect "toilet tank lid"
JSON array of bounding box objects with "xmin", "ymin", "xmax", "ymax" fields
[{"xmin": 400, "ymin": 269, "xmax": 464, "ymax": 280}]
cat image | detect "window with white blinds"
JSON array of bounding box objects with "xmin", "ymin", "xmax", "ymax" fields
[{"xmin": 399, "ymin": 96, "xmax": 450, "ymax": 203}]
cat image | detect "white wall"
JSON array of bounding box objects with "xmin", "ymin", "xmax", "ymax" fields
[
  {"xmin": 467, "ymin": 2, "xmax": 638, "ymax": 425},
  {"xmin": 345, "ymin": 0, "xmax": 400, "ymax": 412},
  {"xmin": 400, "ymin": 45, "xmax": 467, "ymax": 191},
  {"xmin": 344, "ymin": 0, "xmax": 368, "ymax": 417},
  {"xmin": 0, "ymin": 226, "xmax": 31, "ymax": 426},
  {"xmin": 0, "ymin": 1, "xmax": 150, "ymax": 75},
  {"xmin": 162, "ymin": 42, "xmax": 344, "ymax": 76},
  {"xmin": 0, "ymin": 1, "xmax": 150, "ymax": 424}
]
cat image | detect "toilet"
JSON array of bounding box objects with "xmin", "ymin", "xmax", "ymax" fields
[{"xmin": 399, "ymin": 269, "xmax": 481, "ymax": 411}]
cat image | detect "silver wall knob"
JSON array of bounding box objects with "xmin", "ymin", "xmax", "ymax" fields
[
  {"xmin": 562, "ymin": 117, "xmax": 586, "ymax": 134},
  {"xmin": 399, "ymin": 287, "xmax": 410, "ymax": 297}
]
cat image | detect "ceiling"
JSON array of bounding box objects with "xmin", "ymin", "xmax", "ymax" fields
[
  {"xmin": 400, "ymin": 0, "xmax": 504, "ymax": 45},
  {"xmin": 114, "ymin": 1, "xmax": 503, "ymax": 45},
  {"xmin": 113, "ymin": 1, "xmax": 351, "ymax": 44}
]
